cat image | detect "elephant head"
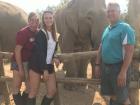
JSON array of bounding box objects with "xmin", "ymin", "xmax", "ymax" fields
[
  {"xmin": 55, "ymin": 0, "xmax": 107, "ymax": 52},
  {"xmin": 55, "ymin": 0, "xmax": 107, "ymax": 80},
  {"xmin": 0, "ymin": 1, "xmax": 27, "ymax": 52},
  {"xmin": 77, "ymin": 0, "xmax": 107, "ymax": 49}
]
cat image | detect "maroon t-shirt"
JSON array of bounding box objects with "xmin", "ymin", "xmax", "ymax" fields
[{"xmin": 13, "ymin": 26, "xmax": 37, "ymax": 62}]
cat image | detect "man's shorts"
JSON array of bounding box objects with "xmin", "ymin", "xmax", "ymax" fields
[
  {"xmin": 11, "ymin": 61, "xmax": 29, "ymax": 81},
  {"xmin": 101, "ymin": 61, "xmax": 131, "ymax": 103}
]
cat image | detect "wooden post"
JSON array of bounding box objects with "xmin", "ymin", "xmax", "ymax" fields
[
  {"xmin": 0, "ymin": 54, "xmax": 10, "ymax": 105},
  {"xmin": 0, "ymin": 58, "xmax": 4, "ymax": 104},
  {"xmin": 129, "ymin": 59, "xmax": 140, "ymax": 105}
]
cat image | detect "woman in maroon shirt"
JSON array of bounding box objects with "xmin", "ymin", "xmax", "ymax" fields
[{"xmin": 11, "ymin": 12, "xmax": 39, "ymax": 105}]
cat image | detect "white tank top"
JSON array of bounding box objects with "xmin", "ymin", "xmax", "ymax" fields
[{"xmin": 46, "ymin": 31, "xmax": 56, "ymax": 64}]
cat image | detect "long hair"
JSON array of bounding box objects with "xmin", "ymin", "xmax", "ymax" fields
[{"xmin": 42, "ymin": 11, "xmax": 57, "ymax": 41}]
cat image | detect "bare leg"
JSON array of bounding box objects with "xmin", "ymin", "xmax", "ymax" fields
[
  {"xmin": 26, "ymin": 70, "xmax": 41, "ymax": 105},
  {"xmin": 45, "ymin": 73, "xmax": 56, "ymax": 98},
  {"xmin": 12, "ymin": 70, "xmax": 24, "ymax": 105},
  {"xmin": 12, "ymin": 70, "xmax": 23, "ymax": 94},
  {"xmin": 28, "ymin": 70, "xmax": 41, "ymax": 98},
  {"xmin": 41, "ymin": 73, "xmax": 57, "ymax": 105}
]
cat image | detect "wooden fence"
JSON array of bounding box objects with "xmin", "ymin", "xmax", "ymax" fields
[{"xmin": 0, "ymin": 51, "xmax": 140, "ymax": 105}]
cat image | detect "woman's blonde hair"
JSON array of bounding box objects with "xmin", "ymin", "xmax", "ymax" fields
[{"xmin": 42, "ymin": 11, "xmax": 57, "ymax": 41}]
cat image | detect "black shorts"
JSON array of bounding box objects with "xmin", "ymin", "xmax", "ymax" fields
[
  {"xmin": 101, "ymin": 62, "xmax": 131, "ymax": 104},
  {"xmin": 29, "ymin": 64, "xmax": 55, "ymax": 75}
]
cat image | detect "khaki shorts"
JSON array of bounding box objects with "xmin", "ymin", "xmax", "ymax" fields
[
  {"xmin": 101, "ymin": 61, "xmax": 131, "ymax": 104},
  {"xmin": 11, "ymin": 61, "xmax": 29, "ymax": 81}
]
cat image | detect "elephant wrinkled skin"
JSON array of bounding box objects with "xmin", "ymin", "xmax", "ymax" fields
[
  {"xmin": 0, "ymin": 1, "xmax": 27, "ymax": 51},
  {"xmin": 55, "ymin": 0, "xmax": 107, "ymax": 81}
]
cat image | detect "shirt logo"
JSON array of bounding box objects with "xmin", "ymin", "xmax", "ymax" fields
[{"xmin": 29, "ymin": 37, "xmax": 35, "ymax": 42}]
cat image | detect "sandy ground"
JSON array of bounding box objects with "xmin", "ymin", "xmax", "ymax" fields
[{"xmin": 1, "ymin": 63, "xmax": 140, "ymax": 105}]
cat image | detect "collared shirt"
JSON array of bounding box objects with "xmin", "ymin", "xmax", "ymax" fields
[
  {"xmin": 101, "ymin": 20, "xmax": 135, "ymax": 64},
  {"xmin": 13, "ymin": 26, "xmax": 37, "ymax": 62}
]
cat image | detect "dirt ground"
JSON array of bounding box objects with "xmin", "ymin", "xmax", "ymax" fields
[{"xmin": 1, "ymin": 63, "xmax": 140, "ymax": 105}]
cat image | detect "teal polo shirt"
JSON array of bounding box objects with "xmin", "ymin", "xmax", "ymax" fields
[{"xmin": 101, "ymin": 20, "xmax": 135, "ymax": 64}]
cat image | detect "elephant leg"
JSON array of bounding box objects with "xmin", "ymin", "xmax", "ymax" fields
[
  {"xmin": 0, "ymin": 45, "xmax": 1, "ymax": 51},
  {"xmin": 64, "ymin": 58, "xmax": 79, "ymax": 77},
  {"xmin": 63, "ymin": 58, "xmax": 80, "ymax": 90},
  {"xmin": 77, "ymin": 58, "xmax": 89, "ymax": 78},
  {"xmin": 91, "ymin": 58, "xmax": 95, "ymax": 78}
]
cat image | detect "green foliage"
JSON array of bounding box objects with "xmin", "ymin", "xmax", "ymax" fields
[
  {"xmin": 35, "ymin": 0, "xmax": 70, "ymax": 24},
  {"xmin": 56, "ymin": 0, "xmax": 70, "ymax": 10}
]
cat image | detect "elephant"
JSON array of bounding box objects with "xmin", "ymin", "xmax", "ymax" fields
[
  {"xmin": 127, "ymin": 0, "xmax": 140, "ymax": 45},
  {"xmin": 0, "ymin": 1, "xmax": 27, "ymax": 52},
  {"xmin": 0, "ymin": 2, "xmax": 27, "ymax": 104},
  {"xmin": 126, "ymin": 0, "xmax": 140, "ymax": 105},
  {"xmin": 55, "ymin": 0, "xmax": 107, "ymax": 86}
]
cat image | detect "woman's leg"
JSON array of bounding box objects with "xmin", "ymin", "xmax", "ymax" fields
[
  {"xmin": 41, "ymin": 73, "xmax": 57, "ymax": 105},
  {"xmin": 26, "ymin": 69, "xmax": 41, "ymax": 105},
  {"xmin": 12, "ymin": 70, "xmax": 24, "ymax": 105}
]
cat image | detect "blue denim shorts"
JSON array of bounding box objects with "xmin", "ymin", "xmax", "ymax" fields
[
  {"xmin": 101, "ymin": 61, "xmax": 131, "ymax": 104},
  {"xmin": 11, "ymin": 61, "xmax": 18, "ymax": 70}
]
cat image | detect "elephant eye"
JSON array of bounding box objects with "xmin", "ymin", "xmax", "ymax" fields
[{"xmin": 87, "ymin": 16, "xmax": 91, "ymax": 20}]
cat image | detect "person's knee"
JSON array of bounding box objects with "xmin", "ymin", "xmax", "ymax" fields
[
  {"xmin": 47, "ymin": 87, "xmax": 56, "ymax": 97},
  {"xmin": 28, "ymin": 91, "xmax": 38, "ymax": 98},
  {"xmin": 110, "ymin": 96, "xmax": 117, "ymax": 100},
  {"xmin": 123, "ymin": 98, "xmax": 131, "ymax": 105},
  {"xmin": 110, "ymin": 96, "xmax": 130, "ymax": 105},
  {"xmin": 28, "ymin": 70, "xmax": 41, "ymax": 98},
  {"xmin": 12, "ymin": 87, "xmax": 21, "ymax": 94},
  {"xmin": 24, "ymin": 81, "xmax": 30, "ymax": 93},
  {"xmin": 45, "ymin": 74, "xmax": 56, "ymax": 97},
  {"xmin": 13, "ymin": 83, "xmax": 21, "ymax": 89},
  {"xmin": 28, "ymin": 84, "xmax": 40, "ymax": 98},
  {"xmin": 28, "ymin": 87, "xmax": 38, "ymax": 98},
  {"xmin": 116, "ymin": 95, "xmax": 129, "ymax": 104}
]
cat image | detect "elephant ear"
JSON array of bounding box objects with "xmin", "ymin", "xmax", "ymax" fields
[
  {"xmin": 0, "ymin": 1, "xmax": 27, "ymax": 51},
  {"xmin": 64, "ymin": 10, "xmax": 79, "ymax": 35},
  {"xmin": 55, "ymin": 9, "xmax": 63, "ymax": 34}
]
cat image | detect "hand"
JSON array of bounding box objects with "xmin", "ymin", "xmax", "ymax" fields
[
  {"xmin": 43, "ymin": 70, "xmax": 49, "ymax": 81},
  {"xmin": 53, "ymin": 58, "xmax": 60, "ymax": 68},
  {"xmin": 94, "ymin": 65, "xmax": 101, "ymax": 79},
  {"xmin": 117, "ymin": 71, "xmax": 127, "ymax": 87}
]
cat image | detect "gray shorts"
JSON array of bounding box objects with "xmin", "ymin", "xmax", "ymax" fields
[{"xmin": 101, "ymin": 61, "xmax": 131, "ymax": 104}]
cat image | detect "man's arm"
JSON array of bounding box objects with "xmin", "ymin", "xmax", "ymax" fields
[
  {"xmin": 15, "ymin": 45, "xmax": 23, "ymax": 71},
  {"xmin": 95, "ymin": 44, "xmax": 102, "ymax": 65},
  {"xmin": 94, "ymin": 44, "xmax": 102, "ymax": 78},
  {"xmin": 117, "ymin": 44, "xmax": 134, "ymax": 87}
]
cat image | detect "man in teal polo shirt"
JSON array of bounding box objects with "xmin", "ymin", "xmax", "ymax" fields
[{"xmin": 95, "ymin": 2, "xmax": 135, "ymax": 105}]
